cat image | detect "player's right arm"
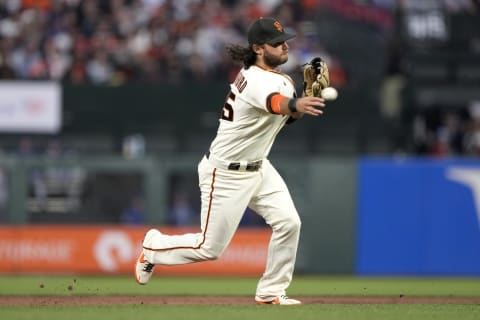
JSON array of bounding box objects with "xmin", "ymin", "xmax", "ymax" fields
[
  {"xmin": 239, "ymin": 68, "xmax": 325, "ymax": 117},
  {"xmin": 268, "ymin": 95, "xmax": 325, "ymax": 117}
]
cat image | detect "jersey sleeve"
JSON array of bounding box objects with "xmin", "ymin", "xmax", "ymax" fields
[{"xmin": 237, "ymin": 69, "xmax": 294, "ymax": 113}]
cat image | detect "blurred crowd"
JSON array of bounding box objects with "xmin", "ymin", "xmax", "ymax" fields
[
  {"xmin": 1, "ymin": 0, "xmax": 480, "ymax": 159},
  {"xmin": 1, "ymin": 0, "xmax": 476, "ymax": 85},
  {"xmin": 412, "ymin": 101, "xmax": 480, "ymax": 157},
  {"xmin": 0, "ymin": 0, "xmax": 346, "ymax": 85}
]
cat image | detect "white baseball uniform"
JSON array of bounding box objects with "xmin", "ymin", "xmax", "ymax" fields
[{"xmin": 143, "ymin": 65, "xmax": 301, "ymax": 299}]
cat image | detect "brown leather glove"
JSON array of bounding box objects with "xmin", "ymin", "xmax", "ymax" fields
[{"xmin": 303, "ymin": 57, "xmax": 330, "ymax": 97}]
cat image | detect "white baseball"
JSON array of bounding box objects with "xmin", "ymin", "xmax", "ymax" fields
[{"xmin": 321, "ymin": 87, "xmax": 338, "ymax": 101}]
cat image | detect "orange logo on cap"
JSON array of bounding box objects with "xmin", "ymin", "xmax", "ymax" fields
[{"xmin": 274, "ymin": 21, "xmax": 283, "ymax": 32}]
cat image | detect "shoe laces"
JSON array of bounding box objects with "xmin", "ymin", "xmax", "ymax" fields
[{"xmin": 143, "ymin": 262, "xmax": 154, "ymax": 273}]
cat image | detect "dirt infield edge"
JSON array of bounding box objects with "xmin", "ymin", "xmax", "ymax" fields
[{"xmin": 1, "ymin": 295, "xmax": 480, "ymax": 306}]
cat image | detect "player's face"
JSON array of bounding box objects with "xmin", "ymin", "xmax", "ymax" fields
[{"xmin": 262, "ymin": 42, "xmax": 289, "ymax": 68}]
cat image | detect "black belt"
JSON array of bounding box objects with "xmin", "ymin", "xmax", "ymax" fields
[{"xmin": 206, "ymin": 151, "xmax": 262, "ymax": 172}]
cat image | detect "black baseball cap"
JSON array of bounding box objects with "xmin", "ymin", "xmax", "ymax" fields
[{"xmin": 247, "ymin": 17, "xmax": 296, "ymax": 46}]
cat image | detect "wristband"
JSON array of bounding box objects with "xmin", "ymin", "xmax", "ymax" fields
[{"xmin": 288, "ymin": 98, "xmax": 297, "ymax": 113}]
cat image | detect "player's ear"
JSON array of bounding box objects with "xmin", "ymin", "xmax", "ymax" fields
[{"xmin": 252, "ymin": 44, "xmax": 263, "ymax": 55}]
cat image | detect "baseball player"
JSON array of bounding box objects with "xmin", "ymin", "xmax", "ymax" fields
[{"xmin": 135, "ymin": 17, "xmax": 330, "ymax": 305}]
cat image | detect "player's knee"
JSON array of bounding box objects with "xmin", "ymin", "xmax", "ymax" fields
[
  {"xmin": 288, "ymin": 215, "xmax": 301, "ymax": 233},
  {"xmin": 200, "ymin": 246, "xmax": 223, "ymax": 261},
  {"xmin": 276, "ymin": 214, "xmax": 301, "ymax": 234}
]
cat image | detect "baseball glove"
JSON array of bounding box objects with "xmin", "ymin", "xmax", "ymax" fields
[{"xmin": 303, "ymin": 57, "xmax": 330, "ymax": 97}]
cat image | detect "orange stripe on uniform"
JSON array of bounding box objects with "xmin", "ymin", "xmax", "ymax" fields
[
  {"xmin": 143, "ymin": 168, "xmax": 216, "ymax": 252},
  {"xmin": 266, "ymin": 93, "xmax": 288, "ymax": 115}
]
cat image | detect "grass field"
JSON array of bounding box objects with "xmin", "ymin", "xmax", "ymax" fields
[{"xmin": 1, "ymin": 275, "xmax": 480, "ymax": 320}]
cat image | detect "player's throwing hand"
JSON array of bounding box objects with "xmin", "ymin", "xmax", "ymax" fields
[{"xmin": 293, "ymin": 96, "xmax": 325, "ymax": 116}]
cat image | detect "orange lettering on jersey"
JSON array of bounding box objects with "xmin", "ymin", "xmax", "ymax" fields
[{"xmin": 234, "ymin": 73, "xmax": 247, "ymax": 93}]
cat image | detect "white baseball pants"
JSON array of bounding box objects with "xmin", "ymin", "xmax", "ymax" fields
[{"xmin": 142, "ymin": 155, "xmax": 301, "ymax": 298}]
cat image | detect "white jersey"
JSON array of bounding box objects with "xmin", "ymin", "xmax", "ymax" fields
[
  {"xmin": 138, "ymin": 17, "xmax": 304, "ymax": 303},
  {"xmin": 209, "ymin": 65, "xmax": 296, "ymax": 161}
]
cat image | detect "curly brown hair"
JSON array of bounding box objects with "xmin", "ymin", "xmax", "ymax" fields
[{"xmin": 226, "ymin": 44, "xmax": 257, "ymax": 69}]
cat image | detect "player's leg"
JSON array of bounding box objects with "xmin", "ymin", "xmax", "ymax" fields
[
  {"xmin": 248, "ymin": 160, "xmax": 301, "ymax": 302},
  {"xmin": 142, "ymin": 157, "xmax": 260, "ymax": 265}
]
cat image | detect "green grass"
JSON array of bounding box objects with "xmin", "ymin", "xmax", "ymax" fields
[
  {"xmin": 1, "ymin": 276, "xmax": 480, "ymax": 320},
  {"xmin": 1, "ymin": 275, "xmax": 480, "ymax": 297},
  {"xmin": 2, "ymin": 304, "xmax": 480, "ymax": 320}
]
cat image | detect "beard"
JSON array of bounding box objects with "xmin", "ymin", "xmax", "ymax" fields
[{"xmin": 263, "ymin": 50, "xmax": 288, "ymax": 68}]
